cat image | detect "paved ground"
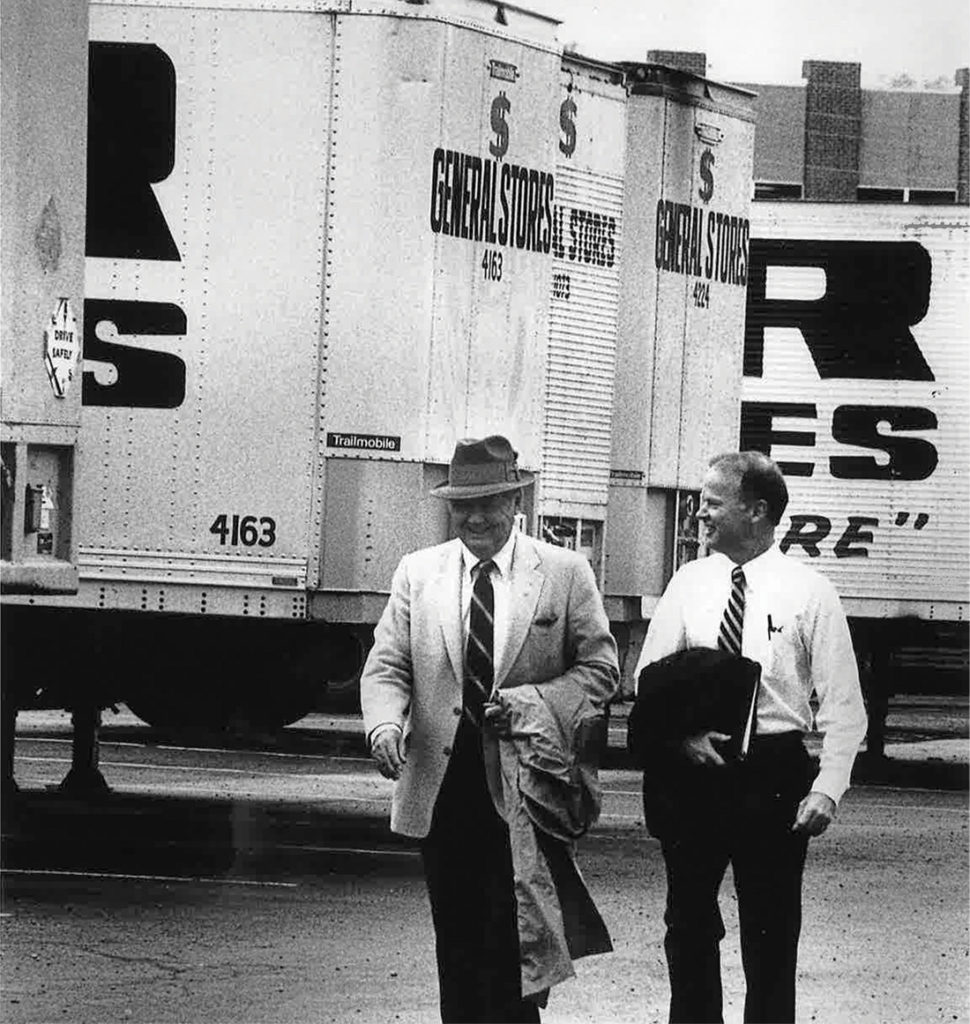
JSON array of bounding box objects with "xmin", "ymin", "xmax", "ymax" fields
[
  {"xmin": 2, "ymin": 727, "xmax": 968, "ymax": 1024},
  {"xmin": 12, "ymin": 692, "xmax": 968, "ymax": 792},
  {"xmin": 3, "ymin": 696, "xmax": 967, "ymax": 1022}
]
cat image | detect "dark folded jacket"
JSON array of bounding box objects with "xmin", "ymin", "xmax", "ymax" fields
[
  {"xmin": 628, "ymin": 647, "xmax": 761, "ymax": 765},
  {"xmin": 627, "ymin": 647, "xmax": 761, "ymax": 837}
]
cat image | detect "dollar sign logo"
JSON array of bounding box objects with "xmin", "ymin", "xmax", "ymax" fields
[
  {"xmin": 559, "ymin": 97, "xmax": 577, "ymax": 157},
  {"xmin": 490, "ymin": 91, "xmax": 511, "ymax": 158},
  {"xmin": 698, "ymin": 148, "xmax": 715, "ymax": 203}
]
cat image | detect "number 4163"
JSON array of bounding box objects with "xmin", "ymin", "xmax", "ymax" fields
[
  {"xmin": 210, "ymin": 514, "xmax": 276, "ymax": 547},
  {"xmin": 482, "ymin": 249, "xmax": 503, "ymax": 281}
]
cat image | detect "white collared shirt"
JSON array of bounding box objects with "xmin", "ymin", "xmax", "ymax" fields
[
  {"xmin": 634, "ymin": 542, "xmax": 868, "ymax": 804},
  {"xmin": 459, "ymin": 530, "xmax": 516, "ymax": 689}
]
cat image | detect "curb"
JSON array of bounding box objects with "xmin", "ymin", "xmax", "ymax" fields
[
  {"xmin": 16, "ymin": 707, "xmax": 969, "ymax": 793},
  {"xmin": 309, "ymin": 712, "xmax": 969, "ymax": 792}
]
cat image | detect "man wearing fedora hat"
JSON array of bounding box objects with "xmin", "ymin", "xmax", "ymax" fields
[{"xmin": 361, "ymin": 435, "xmax": 619, "ymax": 1023}]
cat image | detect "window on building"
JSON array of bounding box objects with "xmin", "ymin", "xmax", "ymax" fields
[
  {"xmin": 856, "ymin": 186, "xmax": 905, "ymax": 202},
  {"xmin": 754, "ymin": 182, "xmax": 803, "ymax": 201},
  {"xmin": 857, "ymin": 186, "xmax": 958, "ymax": 204},
  {"xmin": 908, "ymin": 189, "xmax": 957, "ymax": 204}
]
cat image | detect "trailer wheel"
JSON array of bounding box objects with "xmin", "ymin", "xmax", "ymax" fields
[
  {"xmin": 125, "ymin": 680, "xmax": 318, "ymax": 733},
  {"xmin": 118, "ymin": 614, "xmax": 326, "ymax": 733},
  {"xmin": 317, "ymin": 627, "xmax": 367, "ymax": 710}
]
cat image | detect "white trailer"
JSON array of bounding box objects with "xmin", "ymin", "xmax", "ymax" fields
[
  {"xmin": 1, "ymin": 0, "xmax": 92, "ymax": 790},
  {"xmin": 1, "ymin": 0, "xmax": 756, "ymax": 750},
  {"xmin": 744, "ymin": 202, "xmax": 969, "ymax": 737}
]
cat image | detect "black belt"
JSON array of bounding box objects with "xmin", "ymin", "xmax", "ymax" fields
[{"xmin": 749, "ymin": 730, "xmax": 804, "ymax": 749}]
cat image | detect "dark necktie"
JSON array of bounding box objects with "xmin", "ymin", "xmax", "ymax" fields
[
  {"xmin": 717, "ymin": 565, "xmax": 745, "ymax": 657},
  {"xmin": 718, "ymin": 564, "xmax": 759, "ymax": 756},
  {"xmin": 464, "ymin": 560, "xmax": 495, "ymax": 727}
]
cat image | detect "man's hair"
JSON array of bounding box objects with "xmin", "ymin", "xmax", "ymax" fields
[{"xmin": 708, "ymin": 451, "xmax": 788, "ymax": 525}]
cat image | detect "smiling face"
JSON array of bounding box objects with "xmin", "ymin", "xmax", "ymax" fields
[
  {"xmin": 448, "ymin": 491, "xmax": 519, "ymax": 562},
  {"xmin": 696, "ymin": 465, "xmax": 758, "ymax": 563}
]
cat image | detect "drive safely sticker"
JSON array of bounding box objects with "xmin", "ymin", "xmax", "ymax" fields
[{"xmin": 44, "ymin": 298, "xmax": 80, "ymax": 398}]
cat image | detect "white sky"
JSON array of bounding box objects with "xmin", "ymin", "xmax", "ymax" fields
[{"xmin": 527, "ymin": 0, "xmax": 970, "ymax": 88}]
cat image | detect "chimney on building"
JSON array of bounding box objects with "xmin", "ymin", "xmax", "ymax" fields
[
  {"xmin": 801, "ymin": 60, "xmax": 862, "ymax": 200},
  {"xmin": 646, "ymin": 50, "xmax": 707, "ymax": 77}
]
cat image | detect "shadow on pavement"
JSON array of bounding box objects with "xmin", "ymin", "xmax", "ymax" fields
[{"xmin": 1, "ymin": 788, "xmax": 420, "ymax": 886}]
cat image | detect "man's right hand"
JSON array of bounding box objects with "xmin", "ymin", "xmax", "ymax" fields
[
  {"xmin": 681, "ymin": 730, "xmax": 732, "ymax": 766},
  {"xmin": 371, "ymin": 725, "xmax": 406, "ymax": 780}
]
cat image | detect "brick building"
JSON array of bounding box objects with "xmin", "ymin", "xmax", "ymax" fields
[{"xmin": 647, "ymin": 51, "xmax": 970, "ymax": 205}]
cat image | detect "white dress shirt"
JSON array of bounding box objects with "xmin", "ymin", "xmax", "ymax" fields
[{"xmin": 634, "ymin": 542, "xmax": 867, "ymax": 804}]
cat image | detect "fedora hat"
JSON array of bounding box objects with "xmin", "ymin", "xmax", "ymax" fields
[{"xmin": 431, "ymin": 435, "xmax": 535, "ymax": 500}]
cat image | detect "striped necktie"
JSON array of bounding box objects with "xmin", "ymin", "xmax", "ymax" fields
[
  {"xmin": 717, "ymin": 565, "xmax": 745, "ymax": 657},
  {"xmin": 464, "ymin": 559, "xmax": 495, "ymax": 726}
]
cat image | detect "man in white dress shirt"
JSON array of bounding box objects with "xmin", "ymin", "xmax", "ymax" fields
[{"xmin": 634, "ymin": 450, "xmax": 867, "ymax": 1024}]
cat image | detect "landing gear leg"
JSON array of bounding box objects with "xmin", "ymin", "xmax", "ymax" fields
[
  {"xmin": 1, "ymin": 694, "xmax": 18, "ymax": 798},
  {"xmin": 855, "ymin": 621, "xmax": 891, "ymax": 763},
  {"xmin": 59, "ymin": 703, "xmax": 110, "ymax": 795}
]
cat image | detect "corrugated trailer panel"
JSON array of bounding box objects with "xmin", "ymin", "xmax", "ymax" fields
[
  {"xmin": 541, "ymin": 61, "xmax": 626, "ymax": 515},
  {"xmin": 745, "ymin": 203, "xmax": 970, "ymax": 617},
  {"xmin": 79, "ymin": 5, "xmax": 331, "ymax": 602}
]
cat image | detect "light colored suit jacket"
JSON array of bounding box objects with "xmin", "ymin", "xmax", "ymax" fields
[{"xmin": 360, "ymin": 532, "xmax": 619, "ymax": 838}]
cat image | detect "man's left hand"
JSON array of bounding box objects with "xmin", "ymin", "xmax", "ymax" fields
[
  {"xmin": 483, "ymin": 700, "xmax": 512, "ymax": 736},
  {"xmin": 792, "ymin": 791, "xmax": 836, "ymax": 836}
]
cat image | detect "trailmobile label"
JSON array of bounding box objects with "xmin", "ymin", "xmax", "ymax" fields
[{"xmin": 326, "ymin": 432, "xmax": 401, "ymax": 452}]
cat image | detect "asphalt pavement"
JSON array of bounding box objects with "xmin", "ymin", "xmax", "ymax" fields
[
  {"xmin": 2, "ymin": 726, "xmax": 967, "ymax": 1024},
  {"xmin": 4, "ymin": 696, "xmax": 968, "ymax": 1024}
]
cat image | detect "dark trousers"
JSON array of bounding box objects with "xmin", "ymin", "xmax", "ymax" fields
[
  {"xmin": 658, "ymin": 734, "xmax": 814, "ymax": 1024},
  {"xmin": 420, "ymin": 719, "xmax": 540, "ymax": 1024}
]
